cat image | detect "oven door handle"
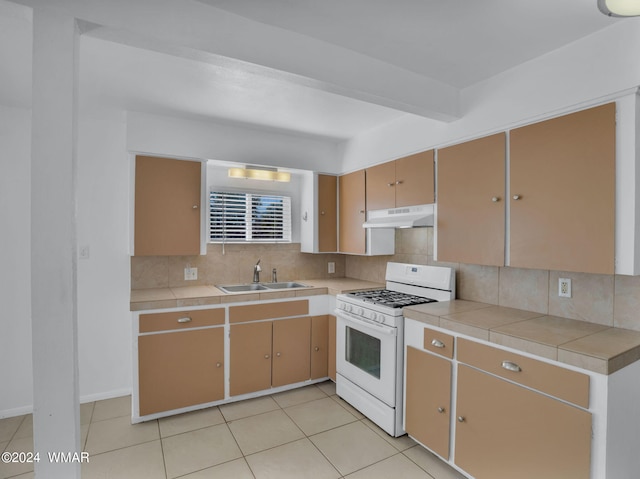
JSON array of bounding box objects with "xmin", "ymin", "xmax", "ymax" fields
[{"xmin": 335, "ymin": 309, "xmax": 397, "ymax": 336}]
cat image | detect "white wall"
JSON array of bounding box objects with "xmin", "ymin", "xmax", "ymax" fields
[
  {"xmin": 340, "ymin": 20, "xmax": 640, "ymax": 172},
  {"xmin": 0, "ymin": 105, "xmax": 32, "ymax": 416},
  {"xmin": 76, "ymin": 107, "xmax": 132, "ymax": 402}
]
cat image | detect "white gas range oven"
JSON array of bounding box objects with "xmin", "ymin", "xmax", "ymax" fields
[{"xmin": 335, "ymin": 262, "xmax": 455, "ymax": 437}]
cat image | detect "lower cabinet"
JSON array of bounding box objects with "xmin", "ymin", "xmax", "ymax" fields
[
  {"xmin": 455, "ymin": 364, "xmax": 592, "ymax": 479},
  {"xmin": 230, "ymin": 317, "xmax": 312, "ymax": 396},
  {"xmin": 404, "ymin": 346, "xmax": 451, "ymax": 459},
  {"xmin": 310, "ymin": 315, "xmax": 329, "ymax": 380},
  {"xmin": 138, "ymin": 327, "xmax": 224, "ymax": 416},
  {"xmin": 327, "ymin": 315, "xmax": 337, "ymax": 381}
]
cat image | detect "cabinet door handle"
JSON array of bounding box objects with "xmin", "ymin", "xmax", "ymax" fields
[
  {"xmin": 395, "ymin": 180, "xmax": 403, "ymax": 185},
  {"xmin": 192, "ymin": 205, "xmax": 199, "ymax": 209},
  {"xmin": 177, "ymin": 317, "xmax": 192, "ymax": 323},
  {"xmin": 276, "ymin": 352, "xmax": 281, "ymax": 357},
  {"xmin": 321, "ymin": 211, "xmax": 325, "ymax": 215},
  {"xmin": 431, "ymin": 339, "xmax": 445, "ymax": 348},
  {"xmin": 216, "ymin": 362, "xmax": 222, "ymax": 368},
  {"xmin": 264, "ymin": 354, "xmax": 270, "ymax": 359},
  {"xmin": 502, "ymin": 360, "xmax": 522, "ymax": 372},
  {"xmin": 457, "ymin": 416, "xmax": 465, "ymax": 423},
  {"xmin": 437, "ymin": 407, "xmax": 445, "ymax": 413},
  {"xmin": 314, "ymin": 346, "xmax": 320, "ymax": 352},
  {"xmin": 359, "ymin": 210, "xmax": 365, "ymax": 214},
  {"xmin": 491, "ymin": 196, "xmax": 500, "ymax": 202},
  {"xmin": 387, "ymin": 182, "xmax": 395, "ymax": 187},
  {"xmin": 512, "ymin": 195, "xmax": 521, "ymax": 200}
]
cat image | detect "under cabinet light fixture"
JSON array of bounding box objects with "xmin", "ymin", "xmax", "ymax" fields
[
  {"xmin": 598, "ymin": 0, "xmax": 640, "ymax": 16},
  {"xmin": 228, "ymin": 166, "xmax": 291, "ymax": 182}
]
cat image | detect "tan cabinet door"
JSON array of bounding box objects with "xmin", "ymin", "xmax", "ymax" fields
[
  {"xmin": 437, "ymin": 133, "xmax": 506, "ymax": 266},
  {"xmin": 318, "ymin": 175, "xmax": 338, "ymax": 252},
  {"xmin": 230, "ymin": 322, "xmax": 273, "ymax": 396},
  {"xmin": 365, "ymin": 161, "xmax": 396, "ymax": 210},
  {"xmin": 134, "ymin": 155, "xmax": 201, "ymax": 256},
  {"xmin": 328, "ymin": 315, "xmax": 337, "ymax": 381},
  {"xmin": 138, "ymin": 327, "xmax": 224, "ymax": 416},
  {"xmin": 455, "ymin": 364, "xmax": 591, "ymax": 479},
  {"xmin": 272, "ymin": 317, "xmax": 311, "ymax": 387},
  {"xmin": 405, "ymin": 346, "xmax": 451, "ymax": 459},
  {"xmin": 310, "ymin": 315, "xmax": 329, "ymax": 379},
  {"xmin": 510, "ymin": 103, "xmax": 615, "ymax": 274},
  {"xmin": 339, "ymin": 170, "xmax": 366, "ymax": 254},
  {"xmin": 395, "ymin": 150, "xmax": 434, "ymax": 207}
]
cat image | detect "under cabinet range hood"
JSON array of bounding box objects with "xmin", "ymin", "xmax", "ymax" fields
[{"xmin": 363, "ymin": 204, "xmax": 434, "ymax": 229}]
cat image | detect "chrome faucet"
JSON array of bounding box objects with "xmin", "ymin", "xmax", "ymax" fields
[
  {"xmin": 272, "ymin": 268, "xmax": 277, "ymax": 283},
  {"xmin": 253, "ymin": 259, "xmax": 262, "ymax": 283}
]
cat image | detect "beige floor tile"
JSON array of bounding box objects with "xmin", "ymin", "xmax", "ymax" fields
[
  {"xmin": 316, "ymin": 380, "xmax": 336, "ymax": 396},
  {"xmin": 91, "ymin": 396, "xmax": 131, "ymax": 423},
  {"xmin": 331, "ymin": 395, "xmax": 365, "ymax": 419},
  {"xmin": 361, "ymin": 418, "xmax": 417, "ymax": 451},
  {"xmin": 246, "ymin": 438, "xmax": 340, "ymax": 479},
  {"xmin": 12, "ymin": 415, "xmax": 32, "ymax": 440},
  {"xmin": 285, "ymin": 397, "xmax": 357, "ymax": 436},
  {"xmin": 219, "ymin": 396, "xmax": 280, "ymax": 421},
  {"xmin": 0, "ymin": 416, "xmax": 24, "ymax": 443},
  {"xmin": 0, "ymin": 435, "xmax": 34, "ymax": 478},
  {"xmin": 403, "ymin": 445, "xmax": 466, "ymax": 479},
  {"xmin": 228, "ymin": 409, "xmax": 304, "ymax": 455},
  {"xmin": 180, "ymin": 458, "xmax": 254, "ymax": 478},
  {"xmin": 5, "ymin": 473, "xmax": 33, "ymax": 479},
  {"xmin": 162, "ymin": 423, "xmax": 242, "ymax": 478},
  {"xmin": 85, "ymin": 416, "xmax": 159, "ymax": 455},
  {"xmin": 81, "ymin": 402, "xmax": 95, "ymax": 425},
  {"xmin": 345, "ymin": 453, "xmax": 433, "ymax": 478},
  {"xmin": 159, "ymin": 406, "xmax": 225, "ymax": 438},
  {"xmin": 272, "ymin": 385, "xmax": 327, "ymax": 408},
  {"xmin": 310, "ymin": 421, "xmax": 397, "ymax": 476},
  {"xmin": 82, "ymin": 440, "xmax": 165, "ymax": 479}
]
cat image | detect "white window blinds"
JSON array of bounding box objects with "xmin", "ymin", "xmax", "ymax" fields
[{"xmin": 209, "ymin": 191, "xmax": 292, "ymax": 242}]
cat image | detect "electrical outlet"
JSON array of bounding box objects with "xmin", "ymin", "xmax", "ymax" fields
[
  {"xmin": 559, "ymin": 278, "xmax": 572, "ymax": 298},
  {"xmin": 328, "ymin": 262, "xmax": 335, "ymax": 274},
  {"xmin": 184, "ymin": 267, "xmax": 198, "ymax": 281}
]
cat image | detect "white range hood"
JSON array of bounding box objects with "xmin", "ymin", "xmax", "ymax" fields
[{"xmin": 363, "ymin": 204, "xmax": 434, "ymax": 229}]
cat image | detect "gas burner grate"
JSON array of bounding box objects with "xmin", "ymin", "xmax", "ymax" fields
[{"xmin": 347, "ymin": 289, "xmax": 438, "ymax": 308}]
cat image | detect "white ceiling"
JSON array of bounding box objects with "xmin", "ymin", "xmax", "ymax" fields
[{"xmin": 0, "ymin": 0, "xmax": 622, "ymax": 141}]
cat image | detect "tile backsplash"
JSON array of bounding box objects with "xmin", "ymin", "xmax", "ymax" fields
[{"xmin": 131, "ymin": 229, "xmax": 640, "ymax": 331}]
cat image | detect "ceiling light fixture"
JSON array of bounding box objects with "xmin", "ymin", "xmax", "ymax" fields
[
  {"xmin": 228, "ymin": 166, "xmax": 291, "ymax": 182},
  {"xmin": 598, "ymin": 0, "xmax": 640, "ymax": 16}
]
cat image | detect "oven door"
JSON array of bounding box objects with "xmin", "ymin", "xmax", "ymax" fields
[{"xmin": 335, "ymin": 309, "xmax": 397, "ymax": 407}]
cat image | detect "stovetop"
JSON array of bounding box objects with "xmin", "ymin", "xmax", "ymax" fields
[{"xmin": 346, "ymin": 289, "xmax": 438, "ymax": 309}]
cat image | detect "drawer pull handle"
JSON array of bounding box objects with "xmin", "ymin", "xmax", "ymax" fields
[
  {"xmin": 431, "ymin": 339, "xmax": 445, "ymax": 348},
  {"xmin": 438, "ymin": 407, "xmax": 445, "ymax": 413},
  {"xmin": 216, "ymin": 362, "xmax": 222, "ymax": 368},
  {"xmin": 177, "ymin": 317, "xmax": 192, "ymax": 323},
  {"xmin": 458, "ymin": 416, "xmax": 465, "ymax": 423},
  {"xmin": 502, "ymin": 361, "xmax": 522, "ymax": 372}
]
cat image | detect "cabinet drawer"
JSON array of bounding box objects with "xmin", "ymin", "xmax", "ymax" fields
[
  {"xmin": 423, "ymin": 327, "xmax": 454, "ymax": 359},
  {"xmin": 229, "ymin": 300, "xmax": 309, "ymax": 323},
  {"xmin": 139, "ymin": 308, "xmax": 224, "ymax": 333},
  {"xmin": 457, "ymin": 338, "xmax": 589, "ymax": 408}
]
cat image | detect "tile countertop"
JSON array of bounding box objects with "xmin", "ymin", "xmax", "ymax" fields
[
  {"xmin": 404, "ymin": 300, "xmax": 640, "ymax": 375},
  {"xmin": 130, "ymin": 278, "xmax": 385, "ymax": 312}
]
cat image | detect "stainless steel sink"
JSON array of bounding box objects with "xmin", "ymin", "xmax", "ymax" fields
[
  {"xmin": 217, "ymin": 283, "xmax": 269, "ymax": 293},
  {"xmin": 264, "ymin": 282, "xmax": 309, "ymax": 289}
]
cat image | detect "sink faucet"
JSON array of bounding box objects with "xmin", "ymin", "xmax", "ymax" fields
[
  {"xmin": 272, "ymin": 268, "xmax": 277, "ymax": 283},
  {"xmin": 253, "ymin": 259, "xmax": 262, "ymax": 283}
]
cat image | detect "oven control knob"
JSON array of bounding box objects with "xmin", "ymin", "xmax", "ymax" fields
[
  {"xmin": 346, "ymin": 304, "xmax": 353, "ymax": 313},
  {"xmin": 357, "ymin": 308, "xmax": 364, "ymax": 316},
  {"xmin": 370, "ymin": 312, "xmax": 378, "ymax": 321}
]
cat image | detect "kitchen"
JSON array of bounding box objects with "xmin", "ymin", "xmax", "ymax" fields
[{"xmin": 3, "ymin": 1, "xmax": 640, "ymax": 478}]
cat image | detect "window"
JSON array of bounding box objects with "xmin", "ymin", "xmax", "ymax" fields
[{"xmin": 209, "ymin": 191, "xmax": 292, "ymax": 243}]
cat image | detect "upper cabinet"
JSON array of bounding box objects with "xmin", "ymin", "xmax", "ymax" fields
[
  {"xmin": 366, "ymin": 150, "xmax": 435, "ymax": 210},
  {"xmin": 435, "ymin": 103, "xmax": 616, "ymax": 275},
  {"xmin": 339, "ymin": 169, "xmax": 367, "ymax": 254},
  {"xmin": 301, "ymin": 173, "xmax": 337, "ymax": 253},
  {"xmin": 437, "ymin": 134, "xmax": 506, "ymax": 266},
  {"xmin": 510, "ymin": 103, "xmax": 615, "ymax": 274},
  {"xmin": 134, "ymin": 155, "xmax": 203, "ymax": 256}
]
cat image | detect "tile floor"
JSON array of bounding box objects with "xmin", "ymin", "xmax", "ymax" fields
[{"xmin": 0, "ymin": 381, "xmax": 466, "ymax": 479}]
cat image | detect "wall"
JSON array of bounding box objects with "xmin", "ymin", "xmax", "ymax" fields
[
  {"xmin": 346, "ymin": 229, "xmax": 640, "ymax": 331},
  {"xmin": 0, "ymin": 105, "xmax": 32, "ymax": 416}
]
